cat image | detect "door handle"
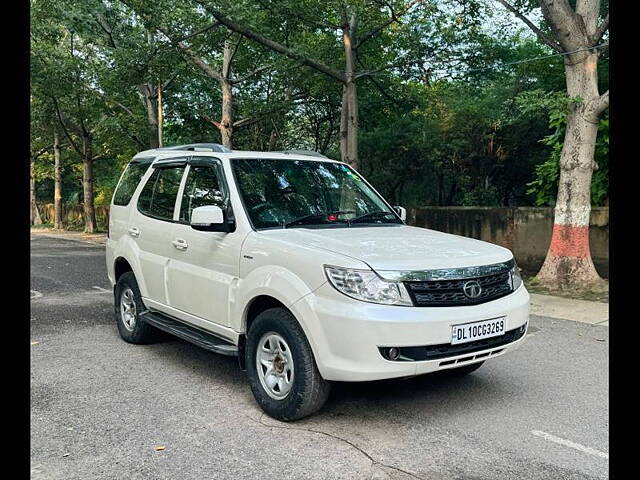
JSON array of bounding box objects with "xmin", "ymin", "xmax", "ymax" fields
[
  {"xmin": 128, "ymin": 226, "xmax": 140, "ymax": 237},
  {"xmin": 172, "ymin": 238, "xmax": 188, "ymax": 251}
]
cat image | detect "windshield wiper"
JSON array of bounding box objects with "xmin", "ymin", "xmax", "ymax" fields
[
  {"xmin": 348, "ymin": 211, "xmax": 398, "ymax": 225},
  {"xmin": 284, "ymin": 210, "xmax": 355, "ymax": 228}
]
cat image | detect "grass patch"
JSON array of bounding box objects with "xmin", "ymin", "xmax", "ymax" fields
[{"xmin": 31, "ymin": 223, "xmax": 54, "ymax": 229}]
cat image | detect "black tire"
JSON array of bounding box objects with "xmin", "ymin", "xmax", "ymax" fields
[
  {"xmin": 442, "ymin": 361, "xmax": 485, "ymax": 377},
  {"xmin": 246, "ymin": 308, "xmax": 331, "ymax": 421},
  {"xmin": 114, "ymin": 272, "xmax": 158, "ymax": 344}
]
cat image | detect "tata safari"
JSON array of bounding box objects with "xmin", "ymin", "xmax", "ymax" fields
[{"xmin": 106, "ymin": 143, "xmax": 529, "ymax": 420}]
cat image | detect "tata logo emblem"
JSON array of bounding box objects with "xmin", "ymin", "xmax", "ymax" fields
[{"xmin": 463, "ymin": 280, "xmax": 482, "ymax": 298}]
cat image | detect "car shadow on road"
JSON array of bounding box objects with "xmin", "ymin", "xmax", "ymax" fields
[
  {"xmin": 139, "ymin": 333, "xmax": 515, "ymax": 421},
  {"xmin": 321, "ymin": 369, "xmax": 511, "ymax": 418}
]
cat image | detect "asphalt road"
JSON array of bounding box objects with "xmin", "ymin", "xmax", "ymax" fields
[{"xmin": 30, "ymin": 233, "xmax": 609, "ymax": 480}]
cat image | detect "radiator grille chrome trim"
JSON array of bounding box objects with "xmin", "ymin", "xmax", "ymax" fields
[{"xmin": 375, "ymin": 258, "xmax": 514, "ymax": 282}]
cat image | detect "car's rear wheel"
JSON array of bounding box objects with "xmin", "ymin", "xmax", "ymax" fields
[
  {"xmin": 114, "ymin": 272, "xmax": 158, "ymax": 344},
  {"xmin": 246, "ymin": 307, "xmax": 330, "ymax": 421}
]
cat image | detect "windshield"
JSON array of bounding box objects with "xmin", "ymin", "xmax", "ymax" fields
[{"xmin": 232, "ymin": 158, "xmax": 401, "ymax": 229}]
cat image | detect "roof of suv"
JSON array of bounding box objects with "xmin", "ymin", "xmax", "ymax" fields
[{"xmin": 132, "ymin": 144, "xmax": 342, "ymax": 165}]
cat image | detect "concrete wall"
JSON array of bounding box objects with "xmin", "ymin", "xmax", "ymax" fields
[
  {"xmin": 408, "ymin": 207, "xmax": 609, "ymax": 278},
  {"xmin": 36, "ymin": 203, "xmax": 609, "ymax": 278}
]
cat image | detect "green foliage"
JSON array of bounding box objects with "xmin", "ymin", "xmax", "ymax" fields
[
  {"xmin": 30, "ymin": 0, "xmax": 609, "ymax": 219},
  {"xmin": 522, "ymin": 91, "xmax": 609, "ymax": 206}
]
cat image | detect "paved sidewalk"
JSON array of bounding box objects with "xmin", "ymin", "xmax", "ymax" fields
[
  {"xmin": 529, "ymin": 293, "xmax": 609, "ymax": 326},
  {"xmin": 30, "ymin": 229, "xmax": 107, "ymax": 246}
]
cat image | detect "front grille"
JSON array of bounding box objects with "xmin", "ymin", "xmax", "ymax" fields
[
  {"xmin": 379, "ymin": 324, "xmax": 527, "ymax": 362},
  {"xmin": 405, "ymin": 271, "xmax": 513, "ymax": 307}
]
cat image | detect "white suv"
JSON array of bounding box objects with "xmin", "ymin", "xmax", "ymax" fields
[{"xmin": 106, "ymin": 143, "xmax": 529, "ymax": 420}]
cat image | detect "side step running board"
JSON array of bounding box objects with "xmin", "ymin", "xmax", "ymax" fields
[{"xmin": 140, "ymin": 310, "xmax": 238, "ymax": 357}]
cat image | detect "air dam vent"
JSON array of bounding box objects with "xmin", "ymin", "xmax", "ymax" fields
[{"xmin": 378, "ymin": 323, "xmax": 526, "ymax": 362}]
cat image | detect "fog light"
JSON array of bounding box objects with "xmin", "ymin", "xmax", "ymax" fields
[{"xmin": 387, "ymin": 347, "xmax": 400, "ymax": 360}]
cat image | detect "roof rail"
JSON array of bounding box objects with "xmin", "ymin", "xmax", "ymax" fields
[
  {"xmin": 274, "ymin": 150, "xmax": 328, "ymax": 158},
  {"xmin": 158, "ymin": 143, "xmax": 232, "ymax": 153}
]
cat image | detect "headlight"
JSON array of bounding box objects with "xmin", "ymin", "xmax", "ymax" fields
[
  {"xmin": 510, "ymin": 261, "xmax": 523, "ymax": 291},
  {"xmin": 324, "ymin": 265, "xmax": 413, "ymax": 306}
]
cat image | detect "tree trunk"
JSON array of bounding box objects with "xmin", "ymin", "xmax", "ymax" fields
[
  {"xmin": 219, "ymin": 41, "xmax": 234, "ymax": 149},
  {"xmin": 139, "ymin": 84, "xmax": 160, "ymax": 149},
  {"xmin": 53, "ymin": 131, "xmax": 63, "ymax": 230},
  {"xmin": 268, "ymin": 129, "xmax": 278, "ymax": 150},
  {"xmin": 157, "ymin": 85, "xmax": 164, "ymax": 147},
  {"xmin": 220, "ymin": 79, "xmax": 233, "ymax": 148},
  {"xmin": 340, "ymin": 86, "xmax": 348, "ymax": 161},
  {"xmin": 30, "ymin": 160, "xmax": 42, "ymax": 226},
  {"xmin": 82, "ymin": 135, "xmax": 97, "ymax": 233},
  {"xmin": 344, "ymin": 81, "xmax": 358, "ymax": 168},
  {"xmin": 340, "ymin": 15, "xmax": 359, "ymax": 169},
  {"xmin": 536, "ymin": 51, "xmax": 604, "ymax": 289}
]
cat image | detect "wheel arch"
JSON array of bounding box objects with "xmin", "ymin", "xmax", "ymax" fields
[
  {"xmin": 237, "ymin": 294, "xmax": 289, "ymax": 371},
  {"xmin": 114, "ymin": 256, "xmax": 133, "ymax": 282}
]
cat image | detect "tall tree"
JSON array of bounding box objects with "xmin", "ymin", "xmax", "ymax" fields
[
  {"xmin": 194, "ymin": 0, "xmax": 426, "ymax": 168},
  {"xmin": 91, "ymin": 1, "xmax": 179, "ymax": 149},
  {"xmin": 53, "ymin": 131, "xmax": 63, "ymax": 229},
  {"xmin": 30, "ymin": 145, "xmax": 48, "ymax": 226},
  {"xmin": 496, "ymin": 0, "xmax": 609, "ymax": 289}
]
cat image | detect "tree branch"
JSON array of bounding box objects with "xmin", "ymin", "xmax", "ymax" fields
[
  {"xmin": 104, "ymin": 105, "xmax": 147, "ymax": 148},
  {"xmin": 496, "ymin": 0, "xmax": 564, "ymax": 53},
  {"xmin": 94, "ymin": 14, "xmax": 118, "ymax": 48},
  {"xmin": 50, "ymin": 96, "xmax": 83, "ymax": 157},
  {"xmin": 119, "ymin": 1, "xmax": 225, "ymax": 82},
  {"xmin": 174, "ymin": 38, "xmax": 224, "ymax": 82},
  {"xmin": 162, "ymin": 71, "xmax": 179, "ymax": 91},
  {"xmin": 201, "ymin": 114, "xmax": 222, "ymax": 129},
  {"xmin": 355, "ymin": 0, "xmax": 424, "ymax": 49},
  {"xmin": 169, "ymin": 21, "xmax": 220, "ymax": 44},
  {"xmin": 355, "ymin": 55, "xmax": 403, "ymax": 106},
  {"xmin": 354, "ymin": 52, "xmax": 414, "ymax": 79},
  {"xmin": 591, "ymin": 89, "xmax": 609, "ymax": 116},
  {"xmin": 231, "ymin": 64, "xmax": 272, "ymax": 84},
  {"xmin": 227, "ymin": 34, "xmax": 243, "ymax": 68},
  {"xmin": 194, "ymin": 0, "xmax": 346, "ymax": 83},
  {"xmin": 233, "ymin": 94, "xmax": 310, "ymax": 129},
  {"xmin": 31, "ymin": 144, "xmax": 53, "ymax": 159}
]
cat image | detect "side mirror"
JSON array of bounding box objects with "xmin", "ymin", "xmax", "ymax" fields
[
  {"xmin": 190, "ymin": 205, "xmax": 231, "ymax": 232},
  {"xmin": 394, "ymin": 206, "xmax": 407, "ymax": 222}
]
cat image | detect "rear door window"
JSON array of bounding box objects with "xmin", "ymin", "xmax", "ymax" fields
[
  {"xmin": 178, "ymin": 165, "xmax": 226, "ymax": 223},
  {"xmin": 112, "ymin": 162, "xmax": 150, "ymax": 206},
  {"xmin": 137, "ymin": 166, "xmax": 186, "ymax": 221}
]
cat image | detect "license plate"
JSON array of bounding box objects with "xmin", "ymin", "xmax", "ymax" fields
[{"xmin": 451, "ymin": 317, "xmax": 506, "ymax": 345}]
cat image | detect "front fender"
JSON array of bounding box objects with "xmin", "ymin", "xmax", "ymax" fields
[{"xmin": 232, "ymin": 265, "xmax": 321, "ymax": 333}]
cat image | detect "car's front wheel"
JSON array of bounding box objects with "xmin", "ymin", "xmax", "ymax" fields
[{"xmin": 246, "ymin": 307, "xmax": 331, "ymax": 421}]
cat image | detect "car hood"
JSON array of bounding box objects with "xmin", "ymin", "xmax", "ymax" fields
[{"xmin": 259, "ymin": 225, "xmax": 513, "ymax": 272}]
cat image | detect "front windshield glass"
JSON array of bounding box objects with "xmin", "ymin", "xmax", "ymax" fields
[{"xmin": 232, "ymin": 158, "xmax": 401, "ymax": 229}]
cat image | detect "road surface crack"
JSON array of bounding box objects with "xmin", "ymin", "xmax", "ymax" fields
[{"xmin": 243, "ymin": 412, "xmax": 426, "ymax": 479}]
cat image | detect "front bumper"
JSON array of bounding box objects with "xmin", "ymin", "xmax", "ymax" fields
[{"xmin": 290, "ymin": 282, "xmax": 530, "ymax": 382}]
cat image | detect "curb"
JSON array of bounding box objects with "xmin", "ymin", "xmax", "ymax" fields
[
  {"xmin": 529, "ymin": 293, "xmax": 608, "ymax": 326},
  {"xmin": 31, "ymin": 230, "xmax": 107, "ymax": 246}
]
